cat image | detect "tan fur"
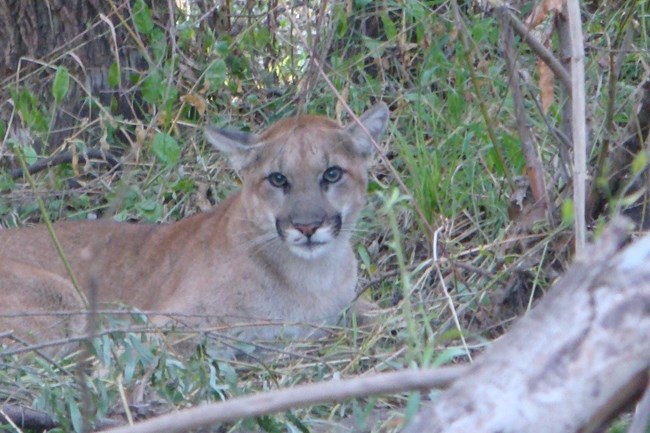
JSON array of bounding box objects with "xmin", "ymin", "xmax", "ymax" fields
[{"xmin": 0, "ymin": 103, "xmax": 389, "ymax": 352}]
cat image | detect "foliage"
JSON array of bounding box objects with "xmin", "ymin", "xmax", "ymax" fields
[{"xmin": 0, "ymin": 0, "xmax": 648, "ymax": 431}]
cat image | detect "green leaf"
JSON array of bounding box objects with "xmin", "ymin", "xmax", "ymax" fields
[
  {"xmin": 632, "ymin": 151, "xmax": 647, "ymax": 175},
  {"xmin": 362, "ymin": 36, "xmax": 385, "ymax": 59},
  {"xmin": 254, "ymin": 27, "xmax": 271, "ymax": 49},
  {"xmin": 124, "ymin": 346, "xmax": 138, "ymax": 383},
  {"xmin": 334, "ymin": 4, "xmax": 348, "ymax": 37},
  {"xmin": 52, "ymin": 66, "xmax": 70, "ymax": 103},
  {"xmin": 367, "ymin": 180, "xmax": 383, "ymax": 194},
  {"xmin": 137, "ymin": 199, "xmax": 162, "ymax": 221},
  {"xmin": 0, "ymin": 172, "xmax": 14, "ymax": 191},
  {"xmin": 214, "ymin": 40, "xmax": 229, "ymax": 56},
  {"xmin": 22, "ymin": 144, "xmax": 39, "ymax": 166},
  {"xmin": 67, "ymin": 397, "xmax": 83, "ymax": 433},
  {"xmin": 256, "ymin": 415, "xmax": 284, "ymax": 433},
  {"xmin": 150, "ymin": 28, "xmax": 168, "ymax": 62},
  {"xmin": 286, "ymin": 411, "xmax": 310, "ymax": 433},
  {"xmin": 216, "ymin": 361, "xmax": 238, "ymax": 387},
  {"xmin": 561, "ymin": 199, "xmax": 574, "ymax": 225},
  {"xmin": 133, "ymin": 0, "xmax": 154, "ymax": 35},
  {"xmin": 404, "ymin": 391, "xmax": 421, "ymax": 423},
  {"xmin": 380, "ymin": 13, "xmax": 397, "ymax": 40},
  {"xmin": 128, "ymin": 333, "xmax": 156, "ymax": 366},
  {"xmin": 100, "ymin": 334, "xmax": 113, "ymax": 367},
  {"xmin": 14, "ymin": 88, "xmax": 48, "ymax": 132},
  {"xmin": 152, "ymin": 132, "xmax": 180, "ymax": 166},
  {"xmin": 617, "ymin": 189, "xmax": 645, "ymax": 207},
  {"xmin": 208, "ymin": 364, "xmax": 228, "ymax": 395},
  {"xmin": 108, "ymin": 62, "xmax": 120, "ymax": 88},
  {"xmin": 138, "ymin": 199, "xmax": 158, "ymax": 212},
  {"xmin": 171, "ymin": 177, "xmax": 196, "ymax": 193},
  {"xmin": 356, "ymin": 244, "xmax": 372, "ymax": 272},
  {"xmin": 206, "ymin": 59, "xmax": 227, "ymax": 91},
  {"xmin": 141, "ymin": 70, "xmax": 163, "ymax": 104}
]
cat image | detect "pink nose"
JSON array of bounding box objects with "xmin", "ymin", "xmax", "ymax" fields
[{"xmin": 293, "ymin": 223, "xmax": 320, "ymax": 237}]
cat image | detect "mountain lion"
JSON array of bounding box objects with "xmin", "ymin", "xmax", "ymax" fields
[{"xmin": 0, "ymin": 103, "xmax": 389, "ymax": 353}]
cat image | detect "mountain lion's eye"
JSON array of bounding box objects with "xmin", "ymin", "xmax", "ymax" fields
[
  {"xmin": 268, "ymin": 172, "xmax": 288, "ymax": 188},
  {"xmin": 323, "ymin": 166, "xmax": 343, "ymax": 184}
]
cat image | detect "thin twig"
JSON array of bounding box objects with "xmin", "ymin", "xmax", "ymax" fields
[
  {"xmin": 103, "ymin": 366, "xmax": 468, "ymax": 433},
  {"xmin": 10, "ymin": 148, "xmax": 120, "ymax": 179},
  {"xmin": 500, "ymin": 7, "xmax": 551, "ymax": 222},
  {"xmin": 432, "ymin": 225, "xmax": 472, "ymax": 362}
]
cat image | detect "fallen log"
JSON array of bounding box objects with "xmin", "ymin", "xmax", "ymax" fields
[{"xmin": 405, "ymin": 216, "xmax": 650, "ymax": 433}]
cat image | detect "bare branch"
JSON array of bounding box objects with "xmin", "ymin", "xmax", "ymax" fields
[
  {"xmin": 567, "ymin": 0, "xmax": 588, "ymax": 252},
  {"xmin": 499, "ymin": 7, "xmax": 551, "ymax": 221},
  {"xmin": 103, "ymin": 366, "xmax": 468, "ymax": 433},
  {"xmin": 0, "ymin": 405, "xmax": 58, "ymax": 430},
  {"xmin": 501, "ymin": 8, "xmax": 571, "ymax": 93},
  {"xmin": 10, "ymin": 148, "xmax": 120, "ymax": 179}
]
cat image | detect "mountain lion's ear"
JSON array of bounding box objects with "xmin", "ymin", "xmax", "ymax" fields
[
  {"xmin": 345, "ymin": 102, "xmax": 389, "ymax": 157},
  {"xmin": 205, "ymin": 126, "xmax": 260, "ymax": 171}
]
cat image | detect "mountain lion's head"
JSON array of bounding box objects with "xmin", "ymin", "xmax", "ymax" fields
[{"xmin": 206, "ymin": 103, "xmax": 389, "ymax": 259}]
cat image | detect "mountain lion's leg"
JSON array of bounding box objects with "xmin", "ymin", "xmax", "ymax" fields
[{"xmin": 0, "ymin": 258, "xmax": 85, "ymax": 353}]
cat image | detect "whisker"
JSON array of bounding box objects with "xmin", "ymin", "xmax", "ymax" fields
[
  {"xmin": 237, "ymin": 234, "xmax": 275, "ymax": 251},
  {"xmin": 242, "ymin": 234, "xmax": 283, "ymax": 256}
]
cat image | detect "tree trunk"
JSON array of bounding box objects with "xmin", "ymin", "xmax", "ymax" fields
[
  {"xmin": 404, "ymin": 216, "xmax": 650, "ymax": 433},
  {"xmin": 0, "ymin": 0, "xmax": 151, "ymax": 150}
]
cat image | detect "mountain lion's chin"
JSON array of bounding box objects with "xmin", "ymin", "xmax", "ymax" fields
[{"xmin": 288, "ymin": 242, "xmax": 332, "ymax": 260}]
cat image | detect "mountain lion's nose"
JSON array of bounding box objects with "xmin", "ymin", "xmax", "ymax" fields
[{"xmin": 293, "ymin": 222, "xmax": 321, "ymax": 237}]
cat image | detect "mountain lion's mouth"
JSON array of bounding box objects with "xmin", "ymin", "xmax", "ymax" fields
[
  {"xmin": 288, "ymin": 238, "xmax": 331, "ymax": 259},
  {"xmin": 302, "ymin": 239, "xmax": 326, "ymax": 248}
]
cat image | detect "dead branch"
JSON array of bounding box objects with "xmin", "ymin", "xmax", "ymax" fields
[
  {"xmin": 500, "ymin": 8, "xmax": 551, "ymax": 221},
  {"xmin": 0, "ymin": 404, "xmax": 59, "ymax": 430},
  {"xmin": 500, "ymin": 7, "xmax": 571, "ymax": 93},
  {"xmin": 404, "ymin": 216, "xmax": 650, "ymax": 432},
  {"xmin": 102, "ymin": 366, "xmax": 468, "ymax": 433},
  {"xmin": 567, "ymin": 0, "xmax": 588, "ymax": 252},
  {"xmin": 9, "ymin": 148, "xmax": 120, "ymax": 179},
  {"xmin": 0, "ymin": 403, "xmax": 121, "ymax": 431}
]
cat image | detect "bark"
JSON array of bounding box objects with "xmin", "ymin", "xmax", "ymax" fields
[
  {"xmin": 0, "ymin": 0, "xmax": 151, "ymax": 150},
  {"xmin": 0, "ymin": 0, "xmax": 109, "ymax": 77},
  {"xmin": 404, "ymin": 216, "xmax": 650, "ymax": 433},
  {"xmin": 0, "ymin": 405, "xmax": 58, "ymax": 430},
  {"xmin": 566, "ymin": 0, "xmax": 588, "ymax": 252}
]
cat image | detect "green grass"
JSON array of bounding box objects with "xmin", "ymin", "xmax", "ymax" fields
[{"xmin": 0, "ymin": 1, "xmax": 648, "ymax": 431}]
